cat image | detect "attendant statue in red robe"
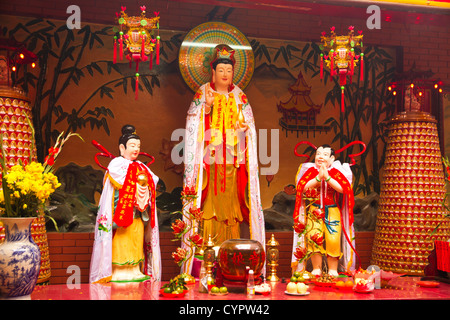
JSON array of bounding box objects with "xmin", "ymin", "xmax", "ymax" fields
[{"xmin": 291, "ymin": 144, "xmax": 359, "ymax": 277}]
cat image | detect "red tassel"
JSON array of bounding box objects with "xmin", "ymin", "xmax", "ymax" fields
[
  {"xmin": 113, "ymin": 37, "xmax": 117, "ymax": 64},
  {"xmin": 149, "ymin": 52, "xmax": 153, "ymax": 70},
  {"xmin": 350, "ymin": 54, "xmax": 354, "ymax": 75},
  {"xmin": 330, "ymin": 54, "xmax": 334, "ymax": 80},
  {"xmin": 141, "ymin": 34, "xmax": 145, "ymax": 61},
  {"xmin": 156, "ymin": 36, "xmax": 160, "ymax": 65},
  {"xmin": 341, "ymin": 87, "xmax": 345, "ymax": 112},
  {"xmin": 135, "ymin": 73, "xmax": 139, "ymax": 100},
  {"xmin": 320, "ymin": 55, "xmax": 323, "ymax": 79},
  {"xmin": 119, "ymin": 35, "xmax": 123, "ymax": 61},
  {"xmin": 339, "ymin": 70, "xmax": 346, "ymax": 86},
  {"xmin": 360, "ymin": 54, "xmax": 364, "ymax": 81}
]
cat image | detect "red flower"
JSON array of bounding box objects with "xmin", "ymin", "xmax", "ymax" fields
[
  {"xmin": 44, "ymin": 155, "xmax": 55, "ymax": 166},
  {"xmin": 293, "ymin": 221, "xmax": 306, "ymax": 234},
  {"xmin": 44, "ymin": 147, "xmax": 60, "ymax": 166},
  {"xmin": 189, "ymin": 233, "xmax": 203, "ymax": 247},
  {"xmin": 189, "ymin": 207, "xmax": 203, "ymax": 221},
  {"xmin": 311, "ymin": 233, "xmax": 324, "ymax": 246},
  {"xmin": 294, "ymin": 247, "xmax": 307, "ymax": 261},
  {"xmin": 172, "ymin": 247, "xmax": 187, "ymax": 265},
  {"xmin": 171, "ymin": 219, "xmax": 186, "ymax": 236},
  {"xmin": 181, "ymin": 186, "xmax": 196, "ymax": 197},
  {"xmin": 312, "ymin": 208, "xmax": 325, "ymax": 220}
]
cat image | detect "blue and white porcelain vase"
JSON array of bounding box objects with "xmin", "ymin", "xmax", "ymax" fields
[{"xmin": 0, "ymin": 217, "xmax": 41, "ymax": 299}]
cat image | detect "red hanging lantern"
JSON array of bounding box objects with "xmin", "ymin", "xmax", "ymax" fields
[
  {"xmin": 114, "ymin": 6, "xmax": 161, "ymax": 99},
  {"xmin": 320, "ymin": 26, "xmax": 363, "ymax": 112}
]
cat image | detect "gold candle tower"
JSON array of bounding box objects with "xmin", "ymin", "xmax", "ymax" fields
[{"xmin": 371, "ymin": 83, "xmax": 450, "ymax": 275}]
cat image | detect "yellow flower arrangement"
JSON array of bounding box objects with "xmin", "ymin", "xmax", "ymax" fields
[
  {"xmin": 1, "ymin": 162, "xmax": 61, "ymax": 217},
  {"xmin": 0, "ymin": 114, "xmax": 83, "ymax": 217}
]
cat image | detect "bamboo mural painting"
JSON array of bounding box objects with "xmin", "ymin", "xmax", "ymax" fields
[{"xmin": 2, "ymin": 15, "xmax": 397, "ymax": 209}]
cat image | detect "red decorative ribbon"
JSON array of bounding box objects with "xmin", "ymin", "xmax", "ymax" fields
[
  {"xmin": 330, "ymin": 55, "xmax": 334, "ymax": 80},
  {"xmin": 113, "ymin": 37, "xmax": 117, "ymax": 64},
  {"xmin": 113, "ymin": 161, "xmax": 157, "ymax": 228},
  {"xmin": 141, "ymin": 34, "xmax": 145, "ymax": 61},
  {"xmin": 320, "ymin": 55, "xmax": 323, "ymax": 79},
  {"xmin": 360, "ymin": 55, "xmax": 364, "ymax": 81},
  {"xmin": 156, "ymin": 36, "xmax": 160, "ymax": 65},
  {"xmin": 114, "ymin": 162, "xmax": 139, "ymax": 227},
  {"xmin": 119, "ymin": 36, "xmax": 123, "ymax": 60},
  {"xmin": 293, "ymin": 167, "xmax": 318, "ymax": 223}
]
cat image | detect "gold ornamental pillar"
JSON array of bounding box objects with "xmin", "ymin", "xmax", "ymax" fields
[{"xmin": 371, "ymin": 84, "xmax": 450, "ymax": 275}]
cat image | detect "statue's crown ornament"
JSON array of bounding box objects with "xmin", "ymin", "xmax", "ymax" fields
[{"xmin": 218, "ymin": 47, "xmax": 235, "ymax": 61}]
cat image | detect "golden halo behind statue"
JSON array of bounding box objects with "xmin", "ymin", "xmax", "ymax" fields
[{"xmin": 178, "ymin": 21, "xmax": 255, "ymax": 92}]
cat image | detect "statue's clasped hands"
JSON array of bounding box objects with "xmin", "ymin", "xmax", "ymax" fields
[{"xmin": 318, "ymin": 163, "xmax": 330, "ymax": 182}]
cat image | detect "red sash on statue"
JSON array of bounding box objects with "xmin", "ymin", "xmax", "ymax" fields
[
  {"xmin": 328, "ymin": 167, "xmax": 354, "ymax": 225},
  {"xmin": 293, "ymin": 167, "xmax": 318, "ymax": 223},
  {"xmin": 113, "ymin": 161, "xmax": 157, "ymax": 228},
  {"xmin": 114, "ymin": 162, "xmax": 139, "ymax": 227}
]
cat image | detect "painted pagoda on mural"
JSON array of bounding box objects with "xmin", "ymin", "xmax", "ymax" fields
[{"xmin": 277, "ymin": 71, "xmax": 328, "ymax": 137}]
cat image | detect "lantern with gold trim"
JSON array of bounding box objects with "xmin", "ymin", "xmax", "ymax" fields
[
  {"xmin": 320, "ymin": 26, "xmax": 363, "ymax": 112},
  {"xmin": 114, "ymin": 6, "xmax": 160, "ymax": 99}
]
